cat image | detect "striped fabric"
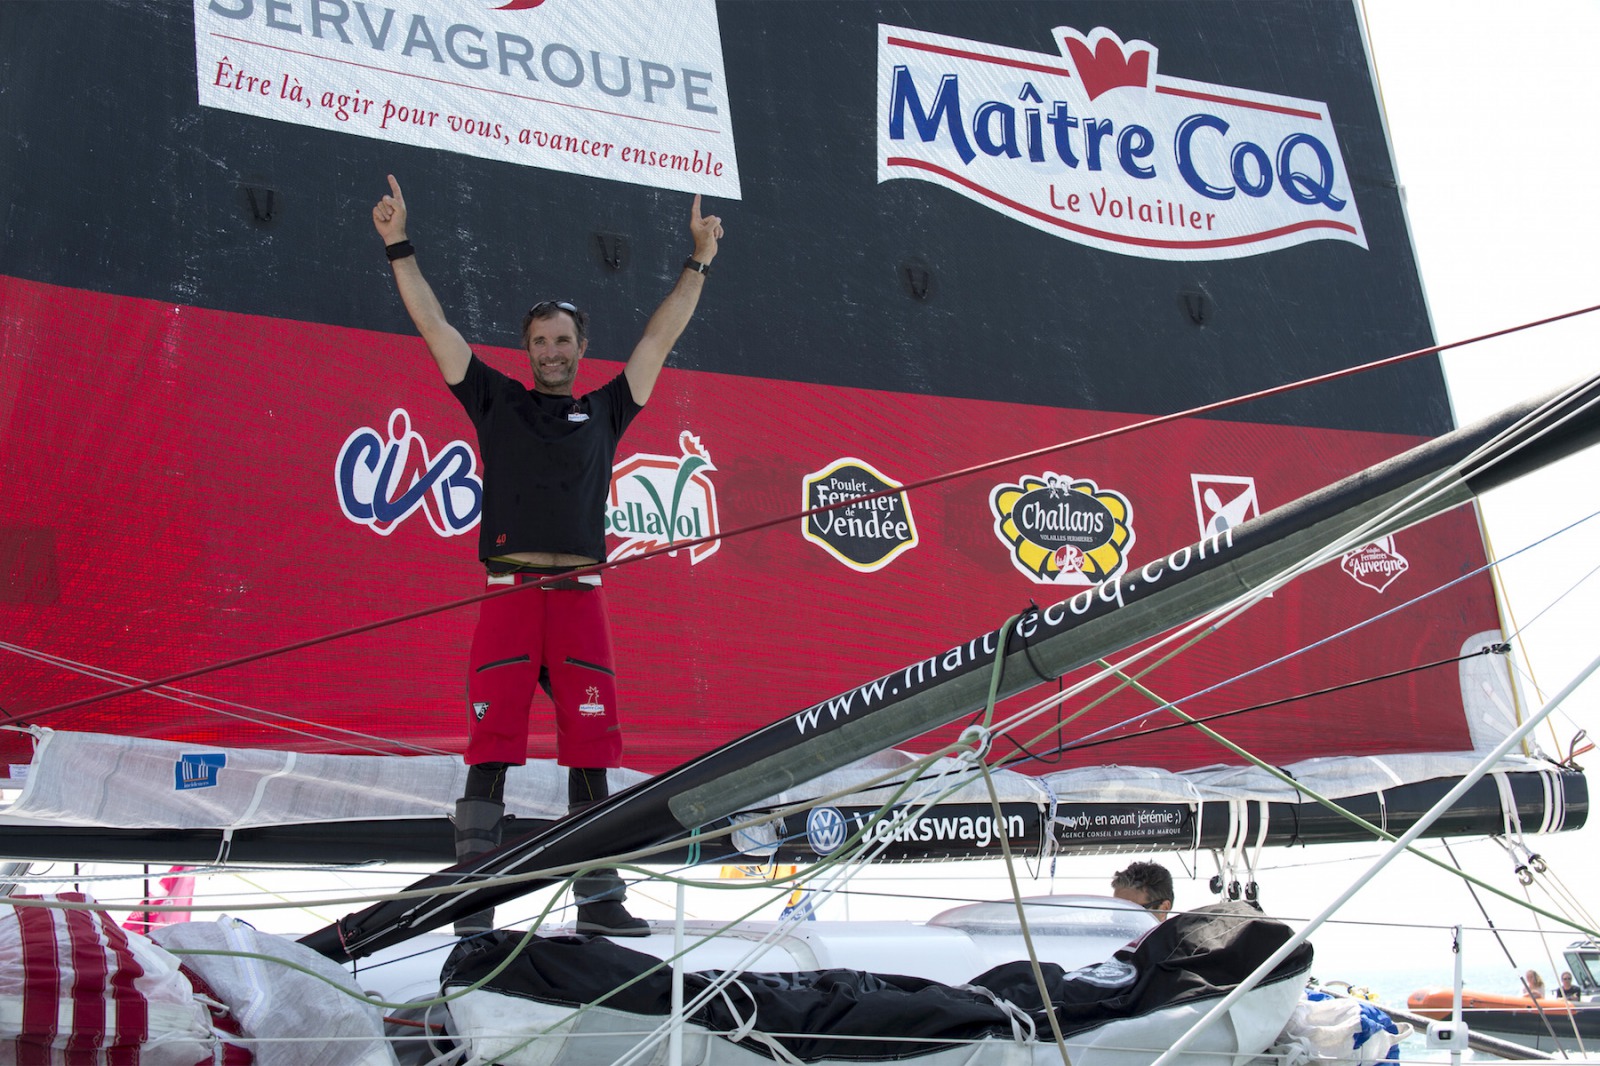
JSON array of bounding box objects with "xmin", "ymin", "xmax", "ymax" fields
[{"xmin": 0, "ymin": 893, "xmax": 248, "ymax": 1065}]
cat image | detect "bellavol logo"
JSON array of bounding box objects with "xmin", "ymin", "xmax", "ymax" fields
[
  {"xmin": 879, "ymin": 23, "xmax": 1365, "ymax": 260},
  {"xmin": 606, "ymin": 431, "xmax": 720, "ymax": 565},
  {"xmin": 801, "ymin": 458, "xmax": 918, "ymax": 572},
  {"xmin": 990, "ymin": 472, "xmax": 1134, "ymax": 585}
]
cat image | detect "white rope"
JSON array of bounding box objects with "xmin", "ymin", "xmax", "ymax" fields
[{"xmin": 0, "ymin": 640, "xmax": 450, "ymax": 757}]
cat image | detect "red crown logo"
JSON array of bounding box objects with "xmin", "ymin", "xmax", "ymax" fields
[{"xmin": 1057, "ymin": 28, "xmax": 1156, "ymax": 101}]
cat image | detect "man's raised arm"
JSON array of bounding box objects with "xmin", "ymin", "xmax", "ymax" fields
[
  {"xmin": 372, "ymin": 174, "xmax": 472, "ymax": 385},
  {"xmin": 623, "ymin": 194, "xmax": 724, "ymax": 405}
]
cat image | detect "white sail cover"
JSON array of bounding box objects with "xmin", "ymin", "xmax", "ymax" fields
[{"xmin": 0, "ymin": 727, "xmax": 1565, "ymax": 835}]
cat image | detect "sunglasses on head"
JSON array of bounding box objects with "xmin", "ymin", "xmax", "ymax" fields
[{"xmin": 529, "ymin": 300, "xmax": 579, "ymax": 317}]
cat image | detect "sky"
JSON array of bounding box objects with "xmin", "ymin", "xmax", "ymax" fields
[{"xmin": 1362, "ymin": 0, "xmax": 1600, "ymax": 813}]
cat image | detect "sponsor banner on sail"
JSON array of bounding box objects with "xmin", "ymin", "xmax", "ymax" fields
[
  {"xmin": 878, "ymin": 23, "xmax": 1365, "ymax": 260},
  {"xmin": 192, "ymin": 0, "xmax": 740, "ymax": 196},
  {"xmin": 335, "ymin": 409, "xmax": 482, "ymax": 538},
  {"xmin": 607, "ymin": 431, "xmax": 720, "ymax": 565},
  {"xmin": 990, "ymin": 473, "xmax": 1135, "ymax": 585}
]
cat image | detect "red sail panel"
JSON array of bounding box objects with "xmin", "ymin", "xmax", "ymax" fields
[{"xmin": 0, "ymin": 276, "xmax": 1492, "ymax": 772}]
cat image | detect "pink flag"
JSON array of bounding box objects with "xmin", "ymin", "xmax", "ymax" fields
[{"xmin": 122, "ymin": 867, "xmax": 197, "ymax": 935}]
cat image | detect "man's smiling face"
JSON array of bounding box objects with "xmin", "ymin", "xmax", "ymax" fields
[{"xmin": 526, "ymin": 309, "xmax": 586, "ymax": 395}]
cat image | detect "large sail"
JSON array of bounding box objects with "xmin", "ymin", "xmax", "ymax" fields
[{"xmin": 0, "ymin": 3, "xmax": 1540, "ymax": 788}]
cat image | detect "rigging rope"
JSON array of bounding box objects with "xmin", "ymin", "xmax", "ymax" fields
[
  {"xmin": 0, "ymin": 640, "xmax": 450, "ymax": 757},
  {"xmin": 13, "ymin": 301, "xmax": 1600, "ymax": 733}
]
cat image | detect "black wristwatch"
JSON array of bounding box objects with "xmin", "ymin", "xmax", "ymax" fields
[{"xmin": 683, "ymin": 257, "xmax": 711, "ymax": 276}]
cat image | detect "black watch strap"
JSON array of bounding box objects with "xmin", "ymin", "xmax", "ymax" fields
[{"xmin": 683, "ymin": 257, "xmax": 711, "ymax": 276}]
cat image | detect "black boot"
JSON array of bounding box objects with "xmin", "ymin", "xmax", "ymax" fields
[
  {"xmin": 452, "ymin": 796, "xmax": 504, "ymax": 937},
  {"xmin": 573, "ymin": 869, "xmax": 649, "ymax": 937},
  {"xmin": 567, "ymin": 768, "xmax": 649, "ymax": 936}
]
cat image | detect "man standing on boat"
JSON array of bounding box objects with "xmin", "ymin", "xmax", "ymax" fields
[{"xmin": 371, "ymin": 174, "xmax": 723, "ymax": 938}]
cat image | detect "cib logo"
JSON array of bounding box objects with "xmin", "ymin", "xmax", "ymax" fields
[
  {"xmin": 990, "ymin": 472, "xmax": 1134, "ymax": 584},
  {"xmin": 802, "ymin": 458, "xmax": 918, "ymax": 572},
  {"xmin": 806, "ymin": 806, "xmax": 850, "ymax": 855},
  {"xmin": 336, "ymin": 408, "xmax": 482, "ymax": 537},
  {"xmin": 606, "ymin": 431, "xmax": 720, "ymax": 565}
]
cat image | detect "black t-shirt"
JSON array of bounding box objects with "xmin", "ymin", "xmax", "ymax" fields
[{"xmin": 449, "ymin": 353, "xmax": 642, "ymax": 563}]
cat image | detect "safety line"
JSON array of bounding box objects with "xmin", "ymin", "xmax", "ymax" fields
[{"xmin": 12, "ymin": 300, "xmax": 1598, "ymax": 729}]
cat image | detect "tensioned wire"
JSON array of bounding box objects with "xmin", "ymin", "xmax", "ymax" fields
[
  {"xmin": 699, "ymin": 375, "xmax": 1600, "ymax": 951},
  {"xmin": 219, "ymin": 438, "xmax": 1600, "ymax": 973},
  {"xmin": 973, "ymin": 360, "xmax": 1600, "ymax": 757},
  {"xmin": 0, "ymin": 641, "xmax": 451, "ymax": 757},
  {"xmin": 11, "ymin": 302, "xmax": 1599, "ymax": 737},
  {"xmin": 1008, "ymin": 377, "xmax": 1600, "ymax": 769},
  {"xmin": 37, "ymin": 587, "xmax": 1451, "ymax": 1064},
  {"xmin": 9, "ymin": 312, "xmax": 1600, "ymax": 1053},
  {"xmin": 144, "ymin": 388, "xmax": 1555, "ymax": 947},
  {"xmin": 994, "ymin": 501, "xmax": 1600, "ymax": 769},
  {"xmin": 8, "ymin": 659, "xmax": 1095, "ymax": 1065},
  {"xmin": 7, "ymin": 632, "xmax": 1583, "ymax": 1060},
  {"xmin": 118, "ymin": 422, "xmax": 1568, "ymax": 947},
  {"xmin": 157, "ymin": 733, "xmax": 1059, "ymax": 1061},
  {"xmin": 28, "ymin": 515, "xmax": 1561, "ymax": 1043},
  {"xmin": 9, "ymin": 731, "xmax": 1002, "ymax": 986},
  {"xmin": 949, "ymin": 378, "xmax": 1600, "ymax": 937},
  {"xmin": 361, "ymin": 642, "xmax": 1079, "ymax": 1064},
  {"xmin": 996, "ymin": 505, "xmax": 1600, "ymax": 770}
]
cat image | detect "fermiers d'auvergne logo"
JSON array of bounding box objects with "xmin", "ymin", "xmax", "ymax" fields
[
  {"xmin": 1341, "ymin": 535, "xmax": 1409, "ymax": 593},
  {"xmin": 990, "ymin": 472, "xmax": 1134, "ymax": 585},
  {"xmin": 878, "ymin": 23, "xmax": 1366, "ymax": 260}
]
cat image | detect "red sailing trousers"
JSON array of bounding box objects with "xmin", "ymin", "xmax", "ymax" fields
[{"xmin": 464, "ymin": 574, "xmax": 623, "ymax": 768}]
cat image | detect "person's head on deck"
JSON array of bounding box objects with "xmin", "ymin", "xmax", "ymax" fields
[
  {"xmin": 522, "ymin": 300, "xmax": 590, "ymax": 395},
  {"xmin": 1111, "ymin": 861, "xmax": 1174, "ymax": 917}
]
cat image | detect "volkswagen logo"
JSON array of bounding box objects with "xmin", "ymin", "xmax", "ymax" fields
[{"xmin": 806, "ymin": 806, "xmax": 849, "ymax": 855}]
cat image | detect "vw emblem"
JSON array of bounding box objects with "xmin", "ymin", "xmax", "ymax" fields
[{"xmin": 806, "ymin": 806, "xmax": 849, "ymax": 855}]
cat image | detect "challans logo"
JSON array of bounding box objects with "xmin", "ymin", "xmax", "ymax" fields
[{"xmin": 990, "ymin": 472, "xmax": 1134, "ymax": 584}]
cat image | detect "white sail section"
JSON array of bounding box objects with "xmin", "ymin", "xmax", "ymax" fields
[
  {"xmin": 1459, "ymin": 629, "xmax": 1536, "ymax": 752},
  {"xmin": 0, "ymin": 727, "xmax": 1567, "ymax": 836},
  {"xmin": 0, "ymin": 727, "xmax": 637, "ymax": 829}
]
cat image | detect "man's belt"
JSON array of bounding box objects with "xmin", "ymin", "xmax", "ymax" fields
[{"xmin": 486, "ymin": 570, "xmax": 601, "ymax": 590}]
